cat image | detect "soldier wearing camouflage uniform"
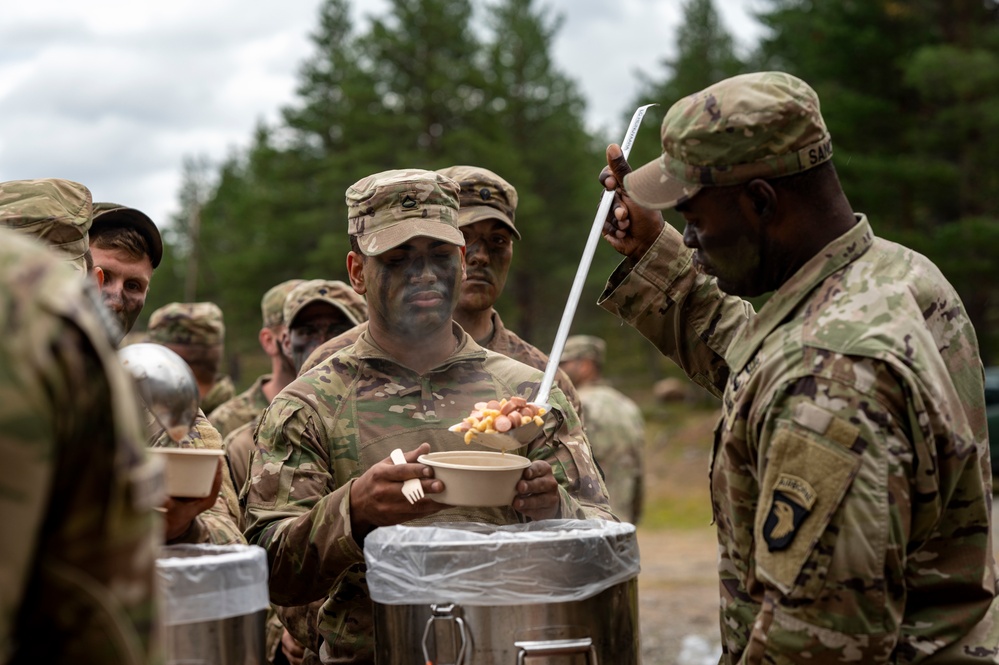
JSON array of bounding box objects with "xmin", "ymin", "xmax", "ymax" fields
[
  {"xmin": 209, "ymin": 279, "xmax": 304, "ymax": 439},
  {"xmin": 245, "ymin": 169, "xmax": 612, "ymax": 664},
  {"xmin": 90, "ymin": 202, "xmax": 163, "ymax": 342},
  {"xmin": 560, "ymin": 335, "xmax": 645, "ymax": 524},
  {"xmin": 0, "ymin": 228, "xmax": 163, "ymax": 664},
  {"xmin": 146, "ymin": 302, "xmax": 243, "ymax": 544},
  {"xmin": 598, "ymin": 71, "xmax": 998, "ymax": 662},
  {"xmin": 147, "ymin": 302, "xmax": 236, "ymax": 414},
  {"xmin": 299, "ymin": 166, "xmax": 584, "ymax": 422}
]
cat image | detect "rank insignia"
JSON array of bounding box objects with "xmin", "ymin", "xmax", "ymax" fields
[{"xmin": 764, "ymin": 474, "xmax": 816, "ymax": 552}]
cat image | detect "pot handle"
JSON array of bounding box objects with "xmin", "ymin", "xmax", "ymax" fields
[
  {"xmin": 421, "ymin": 603, "xmax": 467, "ymax": 665},
  {"xmin": 515, "ymin": 637, "xmax": 598, "ymax": 664}
]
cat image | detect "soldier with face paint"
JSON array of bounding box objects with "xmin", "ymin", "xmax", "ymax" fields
[
  {"xmin": 598, "ymin": 71, "xmax": 998, "ymax": 663},
  {"xmin": 244, "ymin": 168, "xmax": 612, "ymax": 664}
]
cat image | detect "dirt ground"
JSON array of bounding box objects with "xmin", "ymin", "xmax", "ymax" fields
[{"xmin": 637, "ymin": 527, "xmax": 720, "ymax": 665}]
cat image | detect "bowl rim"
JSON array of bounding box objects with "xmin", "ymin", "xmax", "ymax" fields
[
  {"xmin": 418, "ymin": 450, "xmax": 530, "ymax": 471},
  {"xmin": 149, "ymin": 447, "xmax": 225, "ymax": 457}
]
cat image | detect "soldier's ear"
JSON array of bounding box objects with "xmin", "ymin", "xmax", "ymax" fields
[{"xmin": 346, "ymin": 251, "xmax": 366, "ymax": 295}]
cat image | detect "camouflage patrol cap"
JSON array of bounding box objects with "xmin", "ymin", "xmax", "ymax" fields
[
  {"xmin": 625, "ymin": 71, "xmax": 833, "ymax": 210},
  {"xmin": 560, "ymin": 335, "xmax": 606, "ymax": 366},
  {"xmin": 283, "ymin": 279, "xmax": 367, "ymax": 329},
  {"xmin": 146, "ymin": 302, "xmax": 225, "ymax": 346},
  {"xmin": 346, "ymin": 169, "xmax": 464, "ymax": 256},
  {"xmin": 436, "ymin": 165, "xmax": 520, "ymax": 240},
  {"xmin": 0, "ymin": 178, "xmax": 92, "ymax": 272},
  {"xmin": 92, "ymin": 202, "xmax": 164, "ymax": 268},
  {"xmin": 261, "ymin": 279, "xmax": 305, "ymax": 329}
]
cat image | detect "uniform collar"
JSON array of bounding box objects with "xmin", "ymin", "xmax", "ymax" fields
[
  {"xmin": 351, "ymin": 321, "xmax": 488, "ymax": 372},
  {"xmin": 727, "ymin": 214, "xmax": 874, "ymax": 374}
]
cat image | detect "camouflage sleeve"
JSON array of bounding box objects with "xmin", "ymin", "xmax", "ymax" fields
[
  {"xmin": 154, "ymin": 412, "xmax": 245, "ymax": 546},
  {"xmin": 740, "ymin": 357, "xmax": 997, "ymax": 662},
  {"xmin": 554, "ymin": 366, "xmax": 585, "ymax": 421},
  {"xmin": 533, "ymin": 386, "xmax": 617, "ymax": 522},
  {"xmin": 243, "ymin": 397, "xmax": 363, "ymax": 606},
  {"xmin": 597, "ymin": 222, "xmax": 753, "ymax": 397}
]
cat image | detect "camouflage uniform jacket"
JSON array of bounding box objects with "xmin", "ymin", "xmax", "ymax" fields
[
  {"xmin": 598, "ymin": 216, "xmax": 999, "ymax": 663},
  {"xmin": 577, "ymin": 383, "xmax": 645, "ymax": 524},
  {"xmin": 149, "ymin": 410, "xmax": 246, "ymax": 546},
  {"xmin": 244, "ymin": 323, "xmax": 612, "ymax": 663},
  {"xmin": 0, "ymin": 231, "xmax": 163, "ymax": 664},
  {"xmin": 201, "ymin": 375, "xmax": 236, "ymax": 415},
  {"xmin": 208, "ymin": 373, "xmax": 272, "ymax": 438}
]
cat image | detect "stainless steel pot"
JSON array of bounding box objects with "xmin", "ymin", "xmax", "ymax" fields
[
  {"xmin": 374, "ymin": 578, "xmax": 639, "ymax": 664},
  {"xmin": 156, "ymin": 544, "xmax": 270, "ymax": 665},
  {"xmin": 365, "ymin": 520, "xmax": 641, "ymax": 665}
]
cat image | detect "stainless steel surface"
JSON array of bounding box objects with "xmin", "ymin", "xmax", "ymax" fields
[
  {"xmin": 163, "ymin": 611, "xmax": 267, "ymax": 665},
  {"xmin": 534, "ymin": 103, "xmax": 656, "ymax": 409},
  {"xmin": 374, "ymin": 579, "xmax": 640, "ymax": 665},
  {"xmin": 118, "ymin": 342, "xmax": 199, "ymax": 442}
]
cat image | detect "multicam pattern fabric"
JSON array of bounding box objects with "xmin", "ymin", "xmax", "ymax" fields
[
  {"xmin": 262, "ymin": 279, "xmax": 305, "ymax": 329},
  {"xmin": 0, "ymin": 229, "xmax": 162, "ymax": 664},
  {"xmin": 436, "ymin": 165, "xmax": 520, "ymax": 238},
  {"xmin": 149, "ymin": 410, "xmax": 245, "ymax": 546},
  {"xmin": 346, "ymin": 169, "xmax": 464, "ymax": 256},
  {"xmin": 146, "ymin": 302, "xmax": 225, "ymax": 346},
  {"xmin": 200, "ymin": 375, "xmax": 236, "ymax": 417},
  {"xmin": 577, "ymin": 383, "xmax": 644, "ymax": 524},
  {"xmin": 207, "ymin": 374, "xmax": 272, "ymax": 439},
  {"xmin": 244, "ymin": 323, "xmax": 613, "ymax": 663},
  {"xmin": 283, "ymin": 279, "xmax": 367, "ymax": 328},
  {"xmin": 598, "ymin": 216, "xmax": 999, "ymax": 662},
  {"xmin": 222, "ymin": 421, "xmax": 255, "ymax": 523},
  {"xmin": 0, "ymin": 178, "xmax": 93, "ymax": 271},
  {"xmin": 625, "ymin": 71, "xmax": 833, "ymax": 210}
]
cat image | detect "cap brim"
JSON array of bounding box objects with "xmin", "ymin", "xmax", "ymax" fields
[
  {"xmin": 92, "ymin": 206, "xmax": 163, "ymax": 268},
  {"xmin": 456, "ymin": 207, "xmax": 521, "ymax": 240},
  {"xmin": 289, "ymin": 296, "xmax": 364, "ymax": 328},
  {"xmin": 623, "ymin": 156, "xmax": 702, "ymax": 210},
  {"xmin": 359, "ymin": 219, "xmax": 466, "ymax": 256}
]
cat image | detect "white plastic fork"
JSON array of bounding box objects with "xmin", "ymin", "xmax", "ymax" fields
[{"xmin": 390, "ymin": 448, "xmax": 424, "ymax": 504}]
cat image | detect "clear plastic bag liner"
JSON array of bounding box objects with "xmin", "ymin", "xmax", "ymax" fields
[
  {"xmin": 156, "ymin": 544, "xmax": 270, "ymax": 625},
  {"xmin": 364, "ymin": 519, "xmax": 639, "ymax": 606}
]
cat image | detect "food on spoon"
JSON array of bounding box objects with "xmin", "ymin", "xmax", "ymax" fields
[{"xmin": 449, "ymin": 397, "xmax": 546, "ymax": 445}]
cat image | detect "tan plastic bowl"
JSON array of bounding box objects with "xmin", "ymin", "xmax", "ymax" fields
[
  {"xmin": 418, "ymin": 450, "xmax": 531, "ymax": 507},
  {"xmin": 151, "ymin": 448, "xmax": 224, "ymax": 498}
]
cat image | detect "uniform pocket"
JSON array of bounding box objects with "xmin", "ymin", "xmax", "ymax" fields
[{"xmin": 755, "ymin": 419, "xmax": 860, "ymax": 597}]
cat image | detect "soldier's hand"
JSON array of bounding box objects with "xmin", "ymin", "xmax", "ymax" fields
[
  {"xmin": 513, "ymin": 460, "xmax": 560, "ymax": 521},
  {"xmin": 349, "ymin": 442, "xmax": 447, "ymax": 541},
  {"xmin": 600, "ymin": 143, "xmax": 665, "ymax": 262},
  {"xmin": 162, "ymin": 457, "xmax": 224, "ymax": 542},
  {"xmin": 280, "ymin": 628, "xmax": 306, "ymax": 665}
]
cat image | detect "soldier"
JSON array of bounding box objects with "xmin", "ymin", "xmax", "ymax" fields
[
  {"xmin": 146, "ymin": 302, "xmax": 243, "ymax": 544},
  {"xmin": 299, "ymin": 165, "xmax": 584, "ymax": 420},
  {"xmin": 208, "ymin": 279, "xmax": 304, "ymax": 439},
  {"xmin": 598, "ymin": 71, "xmax": 998, "ymax": 662},
  {"xmin": 147, "ymin": 302, "xmax": 236, "ymax": 414},
  {"xmin": 89, "ymin": 202, "xmax": 163, "ymax": 341},
  {"xmin": 0, "ymin": 228, "xmax": 162, "ymax": 663},
  {"xmin": 244, "ymin": 169, "xmax": 612, "ymax": 663},
  {"xmin": 560, "ymin": 335, "xmax": 644, "ymax": 524}
]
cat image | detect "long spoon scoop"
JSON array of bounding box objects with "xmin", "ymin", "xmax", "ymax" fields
[{"xmin": 453, "ymin": 103, "xmax": 657, "ymax": 451}]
